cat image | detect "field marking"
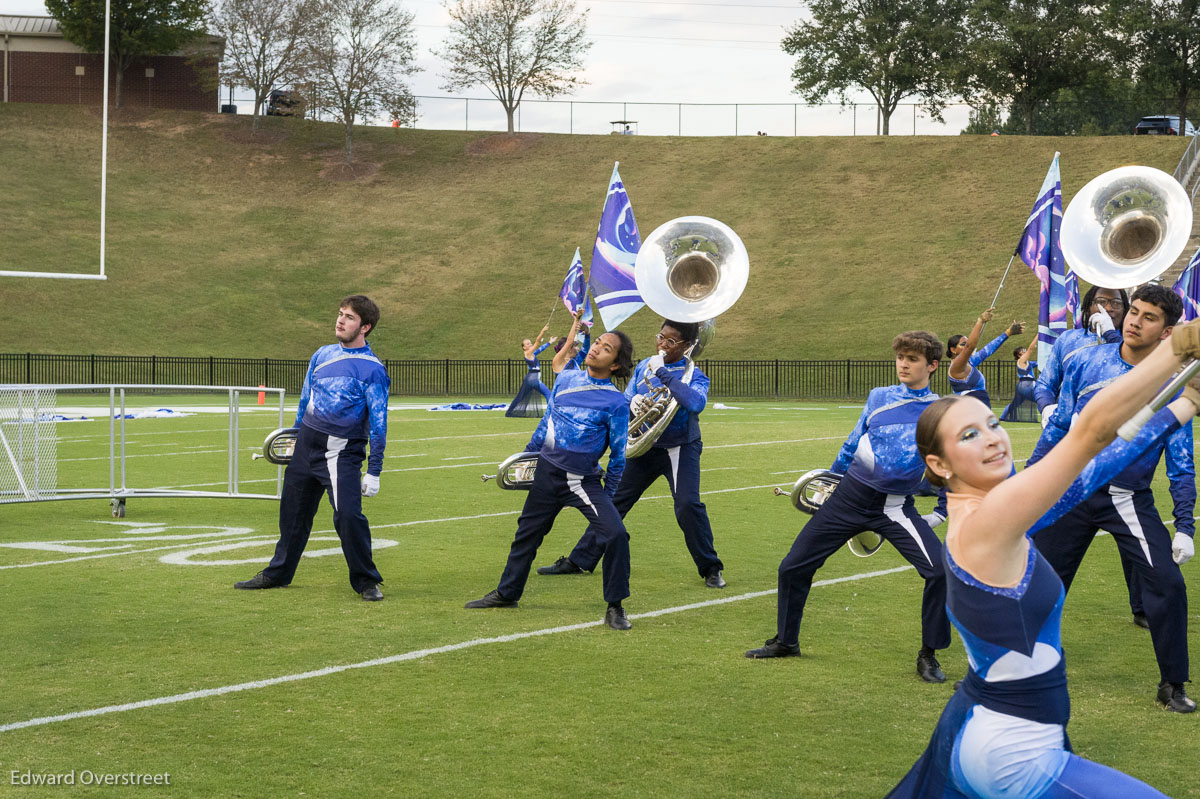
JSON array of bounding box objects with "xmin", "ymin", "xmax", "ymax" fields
[
  {"xmin": 0, "ymin": 565, "xmax": 913, "ymax": 734},
  {"xmin": 706, "ymin": 436, "xmax": 843, "ymax": 449}
]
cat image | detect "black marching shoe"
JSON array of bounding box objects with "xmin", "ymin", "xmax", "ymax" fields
[
  {"xmin": 465, "ymin": 589, "xmax": 518, "ymax": 609},
  {"xmin": 1157, "ymin": 681, "xmax": 1197, "ymax": 713},
  {"xmin": 537, "ymin": 556, "xmax": 585, "ymax": 575},
  {"xmin": 360, "ymin": 584, "xmax": 383, "ymax": 602},
  {"xmin": 917, "ymin": 647, "xmax": 946, "ymax": 683},
  {"xmin": 704, "ymin": 568, "xmax": 727, "ymax": 589},
  {"xmin": 605, "ymin": 606, "xmax": 632, "ymax": 630},
  {"xmin": 1133, "ymin": 612, "xmax": 1150, "ymax": 630},
  {"xmin": 745, "ymin": 636, "xmax": 801, "ymax": 659},
  {"xmin": 235, "ymin": 571, "xmax": 283, "ymax": 590}
]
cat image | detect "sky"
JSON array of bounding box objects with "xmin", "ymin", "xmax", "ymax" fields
[{"xmin": 2, "ymin": 0, "xmax": 975, "ymax": 135}]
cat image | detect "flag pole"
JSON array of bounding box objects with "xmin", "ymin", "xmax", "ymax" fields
[{"xmin": 990, "ymin": 252, "xmax": 1018, "ymax": 310}]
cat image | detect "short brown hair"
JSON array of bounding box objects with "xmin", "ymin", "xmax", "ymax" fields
[
  {"xmin": 893, "ymin": 330, "xmax": 944, "ymax": 365},
  {"xmin": 340, "ymin": 295, "xmax": 379, "ymax": 337},
  {"xmin": 916, "ymin": 395, "xmax": 965, "ymax": 487}
]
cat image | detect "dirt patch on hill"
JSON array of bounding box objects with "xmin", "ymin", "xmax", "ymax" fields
[
  {"xmin": 465, "ymin": 133, "xmax": 543, "ymax": 156},
  {"xmin": 320, "ymin": 159, "xmax": 381, "ymax": 182}
]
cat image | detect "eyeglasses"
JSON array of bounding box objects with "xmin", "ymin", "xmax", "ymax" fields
[
  {"xmin": 1094, "ymin": 298, "xmax": 1124, "ymax": 310},
  {"xmin": 656, "ymin": 333, "xmax": 682, "ymax": 348}
]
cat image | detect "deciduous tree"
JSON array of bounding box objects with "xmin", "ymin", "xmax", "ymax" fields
[{"xmin": 435, "ymin": 0, "xmax": 590, "ymax": 134}]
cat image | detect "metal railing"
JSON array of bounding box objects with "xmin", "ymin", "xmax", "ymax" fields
[{"xmin": 0, "ymin": 353, "xmax": 1027, "ymax": 401}]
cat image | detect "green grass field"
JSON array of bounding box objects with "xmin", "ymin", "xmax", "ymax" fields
[
  {"xmin": 0, "ymin": 103, "xmax": 1190, "ymax": 361},
  {"xmin": 2, "ymin": 400, "xmax": 1197, "ymax": 797}
]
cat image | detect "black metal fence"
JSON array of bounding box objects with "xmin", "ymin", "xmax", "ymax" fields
[{"xmin": 0, "ymin": 353, "xmax": 1022, "ymax": 401}]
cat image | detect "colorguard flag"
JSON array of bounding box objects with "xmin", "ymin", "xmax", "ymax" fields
[
  {"xmin": 1017, "ymin": 153, "xmax": 1069, "ymax": 347},
  {"xmin": 559, "ymin": 248, "xmax": 593, "ymax": 327},
  {"xmin": 1173, "ymin": 245, "xmax": 1200, "ymax": 322},
  {"xmin": 1066, "ymin": 271, "xmax": 1082, "ymax": 328},
  {"xmin": 588, "ymin": 162, "xmax": 644, "ymax": 330}
]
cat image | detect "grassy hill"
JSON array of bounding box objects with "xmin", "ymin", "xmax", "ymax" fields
[{"xmin": 0, "ymin": 103, "xmax": 1189, "ymax": 360}]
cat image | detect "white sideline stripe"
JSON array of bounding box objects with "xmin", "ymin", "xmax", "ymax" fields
[
  {"xmin": 0, "ymin": 565, "xmax": 913, "ymax": 734},
  {"xmin": 59, "ymin": 449, "xmax": 226, "ymax": 463},
  {"xmin": 706, "ymin": 436, "xmax": 843, "ymax": 449}
]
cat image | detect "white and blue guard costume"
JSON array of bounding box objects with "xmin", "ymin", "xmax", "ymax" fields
[
  {"xmin": 775, "ymin": 383, "xmax": 950, "ymax": 651},
  {"xmin": 566, "ymin": 356, "xmax": 723, "ymax": 578},
  {"xmin": 1027, "ymin": 342, "xmax": 1193, "ymax": 686},
  {"xmin": 949, "ymin": 332, "xmax": 1009, "ymax": 408},
  {"xmin": 506, "ymin": 340, "xmax": 554, "ymax": 418},
  {"xmin": 887, "ymin": 409, "xmax": 1181, "ymax": 799},
  {"xmin": 264, "ymin": 342, "xmax": 390, "ymax": 593},
  {"xmin": 494, "ymin": 367, "xmax": 632, "ymax": 603}
]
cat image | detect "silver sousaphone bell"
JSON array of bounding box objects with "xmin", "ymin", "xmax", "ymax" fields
[
  {"xmin": 773, "ymin": 470, "xmax": 884, "ymax": 558},
  {"xmin": 626, "ymin": 216, "xmax": 749, "ymax": 458},
  {"xmin": 252, "ymin": 427, "xmax": 300, "ymax": 465}
]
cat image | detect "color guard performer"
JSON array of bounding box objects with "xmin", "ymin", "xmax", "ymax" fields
[{"xmin": 947, "ymin": 307, "xmax": 1024, "ymax": 407}]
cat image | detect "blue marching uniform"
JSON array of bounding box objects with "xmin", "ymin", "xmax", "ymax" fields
[
  {"xmin": 775, "ymin": 384, "xmax": 950, "ymax": 651},
  {"xmin": 494, "ymin": 367, "xmax": 632, "ymax": 603},
  {"xmin": 566, "ymin": 357, "xmax": 723, "ymax": 577},
  {"xmin": 264, "ymin": 342, "xmax": 390, "ymax": 592},
  {"xmin": 1000, "ymin": 359, "xmax": 1039, "ymax": 423},
  {"xmin": 506, "ymin": 340, "xmax": 553, "ymax": 418},
  {"xmin": 949, "ymin": 332, "xmax": 1009, "ymax": 408},
  {"xmin": 1033, "ymin": 327, "xmax": 1122, "ymax": 412},
  {"xmin": 1028, "ymin": 343, "xmax": 1194, "ymax": 686},
  {"xmin": 887, "ymin": 410, "xmax": 1180, "ymax": 799}
]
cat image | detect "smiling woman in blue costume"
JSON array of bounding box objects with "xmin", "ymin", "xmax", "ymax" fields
[
  {"xmin": 506, "ymin": 324, "xmax": 556, "ymax": 418},
  {"xmin": 887, "ymin": 318, "xmax": 1200, "ymax": 799}
]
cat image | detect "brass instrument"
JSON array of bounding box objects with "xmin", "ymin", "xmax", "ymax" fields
[
  {"xmin": 1059, "ymin": 166, "xmax": 1196, "ymax": 439},
  {"xmin": 481, "ymin": 451, "xmax": 539, "ymax": 489},
  {"xmin": 773, "ymin": 470, "xmax": 884, "ymax": 558},
  {"xmin": 252, "ymin": 427, "xmax": 299, "ymax": 465},
  {"xmin": 626, "ymin": 216, "xmax": 749, "ymax": 458}
]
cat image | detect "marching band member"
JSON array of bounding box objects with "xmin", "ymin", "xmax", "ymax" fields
[
  {"xmin": 465, "ymin": 331, "xmax": 638, "ymax": 630},
  {"xmin": 1027, "ymin": 285, "xmax": 1195, "ymax": 711},
  {"xmin": 1033, "ymin": 286, "xmax": 1128, "ymax": 422},
  {"xmin": 235, "ymin": 295, "xmax": 390, "ymax": 601},
  {"xmin": 538, "ymin": 319, "xmax": 726, "ymax": 589},
  {"xmin": 887, "ymin": 317, "xmax": 1200, "ymax": 798},
  {"xmin": 999, "ymin": 339, "xmax": 1039, "ymax": 422},
  {"xmin": 505, "ymin": 325, "xmax": 554, "ymax": 418},
  {"xmin": 746, "ymin": 331, "xmax": 951, "ymax": 684},
  {"xmin": 947, "ymin": 307, "xmax": 1025, "ymax": 407}
]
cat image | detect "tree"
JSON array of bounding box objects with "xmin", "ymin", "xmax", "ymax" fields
[
  {"xmin": 1106, "ymin": 0, "xmax": 1200, "ymax": 129},
  {"xmin": 46, "ymin": 0, "xmax": 210, "ymax": 108},
  {"xmin": 209, "ymin": 0, "xmax": 314, "ymax": 131},
  {"xmin": 953, "ymin": 0, "xmax": 1099, "ymax": 135},
  {"xmin": 780, "ymin": 0, "xmax": 964, "ymax": 135},
  {"xmin": 300, "ymin": 0, "xmax": 418, "ymax": 166},
  {"xmin": 435, "ymin": 0, "xmax": 590, "ymax": 134}
]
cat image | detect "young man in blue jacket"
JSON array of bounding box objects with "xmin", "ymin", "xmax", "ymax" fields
[
  {"xmin": 466, "ymin": 331, "xmax": 637, "ymax": 630},
  {"xmin": 538, "ymin": 319, "xmax": 726, "ymax": 589},
  {"xmin": 747, "ymin": 331, "xmax": 952, "ymax": 684},
  {"xmin": 236, "ymin": 295, "xmax": 391, "ymax": 601}
]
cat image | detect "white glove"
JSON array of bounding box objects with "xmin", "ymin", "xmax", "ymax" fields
[
  {"xmin": 361, "ymin": 473, "xmax": 380, "ymax": 497},
  {"xmin": 1173, "ymin": 532, "xmax": 1194, "ymax": 565},
  {"xmin": 921, "ymin": 512, "xmax": 946, "ymax": 529},
  {"xmin": 630, "ymin": 393, "xmax": 653, "ymax": 418},
  {"xmin": 1040, "ymin": 404, "xmax": 1057, "ymax": 429},
  {"xmin": 646, "ymin": 353, "xmax": 666, "ymax": 373},
  {"xmin": 1089, "ymin": 310, "xmax": 1115, "ymax": 336}
]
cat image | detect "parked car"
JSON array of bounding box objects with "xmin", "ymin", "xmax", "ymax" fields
[
  {"xmin": 1134, "ymin": 115, "xmax": 1197, "ymax": 136},
  {"xmin": 266, "ymin": 89, "xmax": 303, "ymax": 117}
]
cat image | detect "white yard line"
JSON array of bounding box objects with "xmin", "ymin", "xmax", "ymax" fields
[{"xmin": 0, "ymin": 565, "xmax": 913, "ymax": 734}]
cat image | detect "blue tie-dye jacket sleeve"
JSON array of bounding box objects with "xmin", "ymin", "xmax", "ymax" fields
[
  {"xmin": 1166, "ymin": 421, "xmax": 1196, "ymax": 537},
  {"xmin": 969, "ymin": 332, "xmax": 1008, "ymax": 367},
  {"xmin": 294, "ymin": 350, "xmax": 320, "ymax": 427},
  {"xmin": 605, "ymin": 402, "xmax": 629, "ymax": 497},
  {"xmin": 830, "ymin": 399, "xmax": 872, "ymax": 474},
  {"xmin": 1028, "ymin": 408, "xmax": 1182, "ymax": 536}
]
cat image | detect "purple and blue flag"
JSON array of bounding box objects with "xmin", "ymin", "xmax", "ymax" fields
[
  {"xmin": 1173, "ymin": 245, "xmax": 1200, "ymax": 323},
  {"xmin": 559, "ymin": 247, "xmax": 593, "ymax": 327},
  {"xmin": 588, "ymin": 162, "xmax": 643, "ymax": 330},
  {"xmin": 1017, "ymin": 153, "xmax": 1069, "ymax": 346}
]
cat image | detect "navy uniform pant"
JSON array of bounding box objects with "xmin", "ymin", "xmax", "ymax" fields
[
  {"xmin": 497, "ymin": 457, "xmax": 631, "ymax": 603},
  {"xmin": 263, "ymin": 425, "xmax": 383, "ymax": 593},
  {"xmin": 1033, "ymin": 486, "xmax": 1189, "ymax": 684},
  {"xmin": 776, "ymin": 474, "xmax": 950, "ymax": 650},
  {"xmin": 568, "ymin": 440, "xmax": 722, "ymax": 577}
]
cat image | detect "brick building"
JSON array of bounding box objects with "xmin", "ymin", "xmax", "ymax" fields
[{"xmin": 1, "ymin": 15, "xmax": 222, "ymax": 111}]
